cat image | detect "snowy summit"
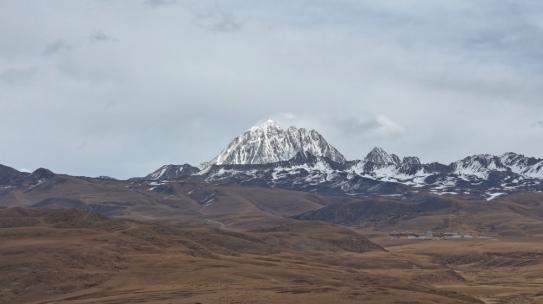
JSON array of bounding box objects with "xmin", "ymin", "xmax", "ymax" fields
[{"xmin": 208, "ymin": 119, "xmax": 346, "ymax": 165}]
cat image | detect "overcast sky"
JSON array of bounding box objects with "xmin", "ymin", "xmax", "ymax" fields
[{"xmin": 1, "ymin": 0, "xmax": 543, "ymax": 178}]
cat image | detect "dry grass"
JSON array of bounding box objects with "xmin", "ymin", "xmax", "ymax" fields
[{"xmin": 2, "ymin": 209, "xmax": 542, "ymax": 304}]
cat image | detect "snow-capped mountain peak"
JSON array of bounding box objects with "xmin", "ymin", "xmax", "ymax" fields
[
  {"xmin": 451, "ymin": 154, "xmax": 507, "ymax": 179},
  {"xmin": 146, "ymin": 164, "xmax": 200, "ymax": 181},
  {"xmin": 447, "ymin": 152, "xmax": 543, "ymax": 180},
  {"xmin": 207, "ymin": 120, "xmax": 346, "ymax": 165},
  {"xmin": 249, "ymin": 119, "xmax": 281, "ymax": 131},
  {"xmin": 363, "ymin": 147, "xmax": 401, "ymax": 168},
  {"xmin": 401, "ymin": 156, "xmax": 421, "ymax": 166},
  {"xmin": 345, "ymin": 148, "xmax": 428, "ymax": 183},
  {"xmin": 399, "ymin": 157, "xmax": 423, "ymax": 175},
  {"xmin": 500, "ymin": 152, "xmax": 543, "ymax": 178},
  {"xmin": 146, "ymin": 135, "xmax": 543, "ymax": 199},
  {"xmin": 143, "ymin": 120, "xmax": 543, "ymax": 199}
]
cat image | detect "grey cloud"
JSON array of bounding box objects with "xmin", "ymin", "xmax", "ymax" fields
[
  {"xmin": 332, "ymin": 115, "xmax": 405, "ymax": 140},
  {"xmin": 334, "ymin": 117, "xmax": 381, "ymax": 137},
  {"xmin": 193, "ymin": 7, "xmax": 244, "ymax": 32},
  {"xmin": 0, "ymin": 1, "xmax": 542, "ymax": 178},
  {"xmin": 533, "ymin": 121, "xmax": 543, "ymax": 128},
  {"xmin": 89, "ymin": 31, "xmax": 118, "ymax": 42},
  {"xmin": 0, "ymin": 66, "xmax": 38, "ymax": 85},
  {"xmin": 43, "ymin": 40, "xmax": 71, "ymax": 56},
  {"xmin": 145, "ymin": 0, "xmax": 176, "ymax": 8}
]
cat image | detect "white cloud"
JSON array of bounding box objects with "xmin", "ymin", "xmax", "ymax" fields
[{"xmin": 375, "ymin": 114, "xmax": 405, "ymax": 136}]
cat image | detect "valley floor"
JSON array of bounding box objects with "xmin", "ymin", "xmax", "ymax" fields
[{"xmin": 2, "ymin": 209, "xmax": 543, "ymax": 304}]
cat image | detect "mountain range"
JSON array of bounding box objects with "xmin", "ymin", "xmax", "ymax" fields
[
  {"xmin": 144, "ymin": 120, "xmax": 543, "ymax": 201},
  {"xmin": 2, "ymin": 119, "xmax": 543, "ymax": 206},
  {"xmin": 4, "ymin": 119, "xmax": 543, "ymax": 304}
]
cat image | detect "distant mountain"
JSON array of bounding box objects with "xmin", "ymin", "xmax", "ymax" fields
[
  {"xmin": 0, "ymin": 164, "xmax": 27, "ymax": 185},
  {"xmin": 0, "ymin": 119, "xmax": 530, "ymax": 201},
  {"xmin": 145, "ymin": 164, "xmax": 200, "ymax": 181},
  {"xmin": 347, "ymin": 147, "xmax": 439, "ymax": 179},
  {"xmin": 198, "ymin": 148, "xmax": 543, "ymax": 200},
  {"xmin": 206, "ymin": 120, "xmax": 346, "ymax": 166},
  {"xmin": 142, "ymin": 120, "xmax": 543, "ymax": 200},
  {"xmin": 0, "ymin": 165, "xmax": 55, "ymax": 188}
]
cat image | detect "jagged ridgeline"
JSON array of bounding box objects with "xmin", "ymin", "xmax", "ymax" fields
[
  {"xmin": 145, "ymin": 120, "xmax": 543, "ymax": 200},
  {"xmin": 208, "ymin": 119, "xmax": 346, "ymax": 165}
]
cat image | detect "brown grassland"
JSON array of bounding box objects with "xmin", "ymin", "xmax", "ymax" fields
[{"xmin": 1, "ymin": 208, "xmax": 543, "ymax": 304}]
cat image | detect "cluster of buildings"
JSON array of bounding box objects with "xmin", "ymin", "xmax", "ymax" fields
[{"xmin": 389, "ymin": 231, "xmax": 478, "ymax": 240}]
